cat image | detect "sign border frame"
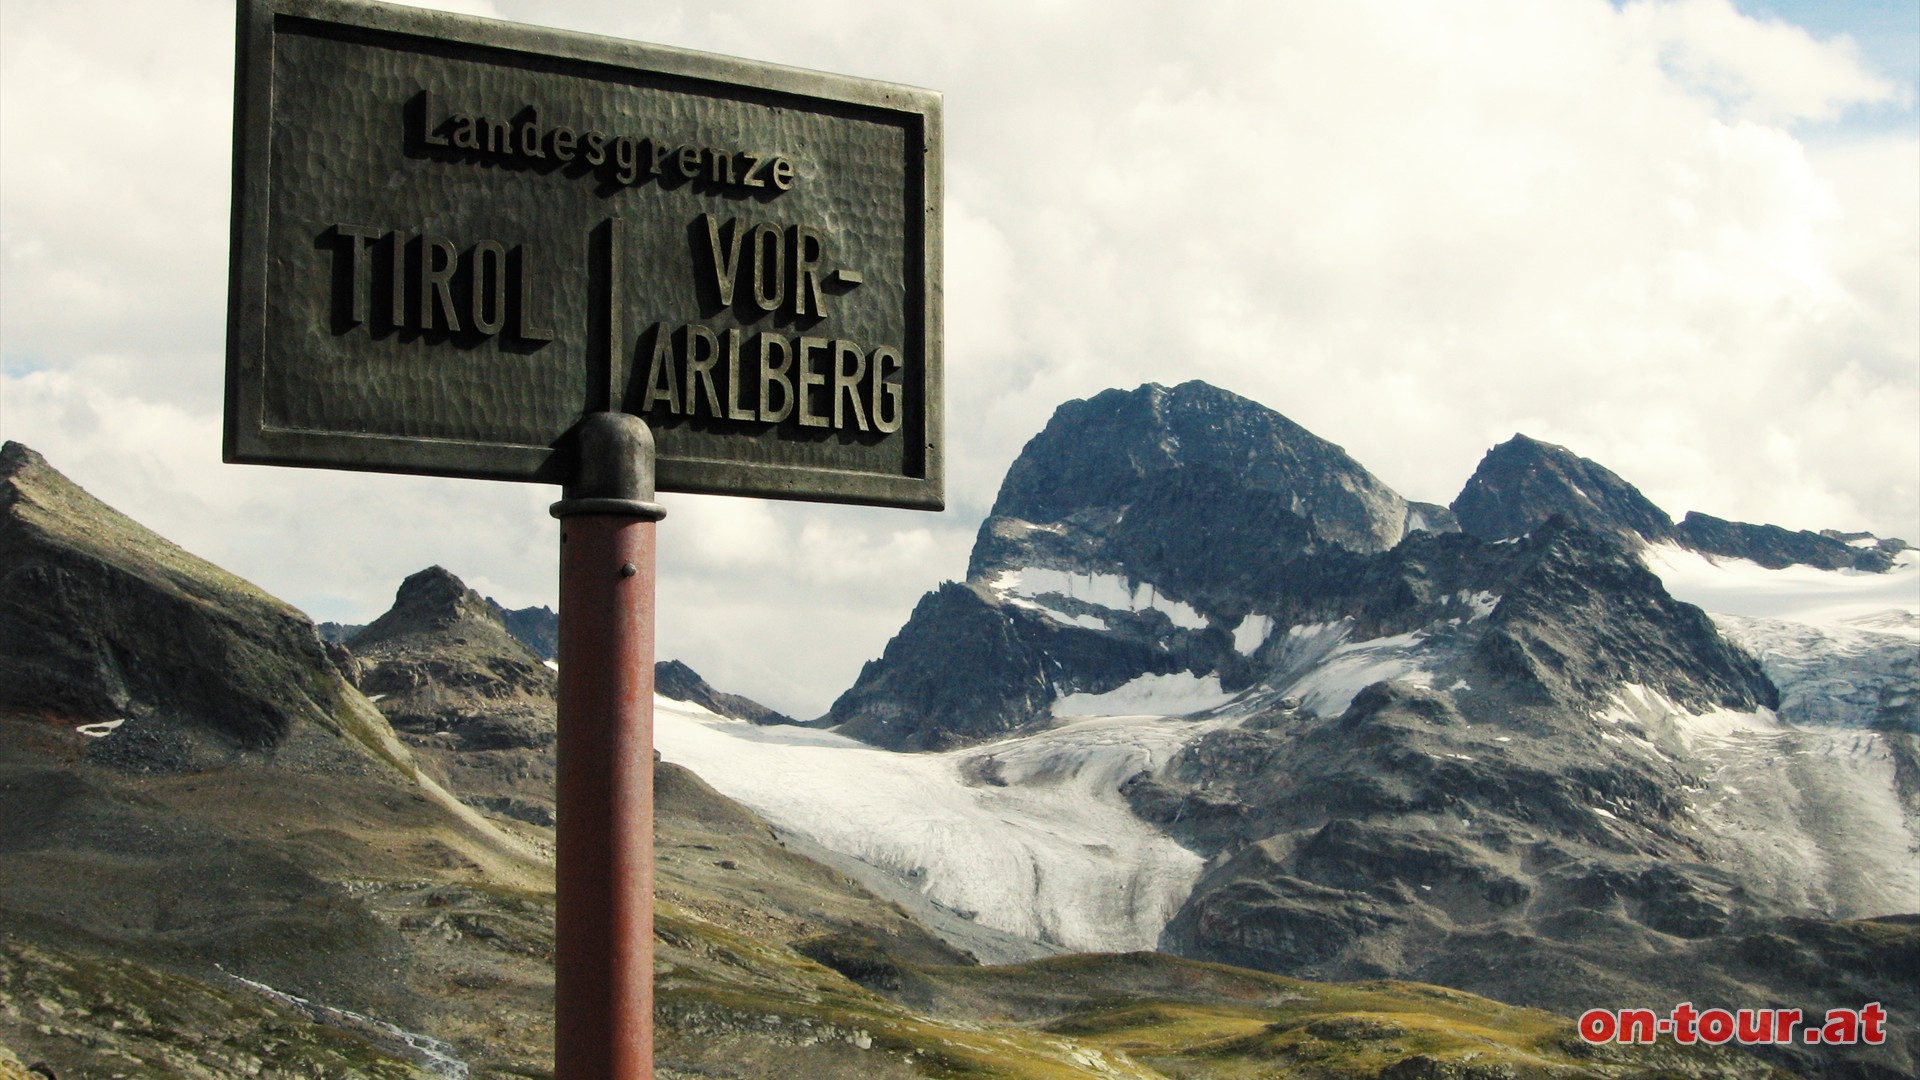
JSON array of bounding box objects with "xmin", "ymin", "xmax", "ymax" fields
[{"xmin": 225, "ymin": 0, "xmax": 944, "ymax": 510}]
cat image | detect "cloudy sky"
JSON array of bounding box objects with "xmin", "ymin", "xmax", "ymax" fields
[{"xmin": 3, "ymin": 0, "xmax": 1916, "ymax": 717}]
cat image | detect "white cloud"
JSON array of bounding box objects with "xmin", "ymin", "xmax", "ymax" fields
[
  {"xmin": 2, "ymin": 0, "xmax": 1914, "ymax": 716},
  {"xmin": 1624, "ymin": 0, "xmax": 1900, "ymax": 124}
]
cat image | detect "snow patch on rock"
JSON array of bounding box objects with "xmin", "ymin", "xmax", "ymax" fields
[
  {"xmin": 986, "ymin": 566, "xmax": 1208, "ymax": 630},
  {"xmin": 1280, "ymin": 629, "xmax": 1432, "ymax": 717},
  {"xmin": 1232, "ymin": 614, "xmax": 1274, "ymax": 654},
  {"xmin": 1054, "ymin": 672, "xmax": 1239, "ymax": 718}
]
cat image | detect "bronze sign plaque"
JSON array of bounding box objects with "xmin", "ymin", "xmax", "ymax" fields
[{"xmin": 226, "ymin": 0, "xmax": 942, "ymax": 508}]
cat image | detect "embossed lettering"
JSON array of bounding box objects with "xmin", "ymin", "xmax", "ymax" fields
[
  {"xmin": 450, "ymin": 113, "xmax": 479, "ymax": 149},
  {"xmin": 758, "ymin": 333, "xmax": 793, "ymax": 423},
  {"xmin": 700, "ymin": 214, "xmax": 745, "ymax": 307},
  {"xmin": 469, "ymin": 240, "xmax": 506, "ymax": 334},
  {"xmin": 421, "ymin": 91, "xmax": 449, "ymax": 147},
  {"xmin": 420, "ymin": 235, "xmax": 460, "ymax": 331},
  {"xmin": 412, "ymin": 102, "xmax": 801, "ymax": 193},
  {"xmin": 642, "ymin": 323, "xmax": 680, "ymax": 414},
  {"xmin": 484, "ymin": 116, "xmax": 510, "ymax": 154},
  {"xmin": 724, "ymin": 329, "xmax": 754, "ymax": 421},
  {"xmin": 389, "ymin": 231, "xmax": 407, "ymax": 330},
  {"xmin": 684, "ymin": 323, "xmax": 723, "ymax": 417},
  {"xmin": 629, "ymin": 322, "xmax": 905, "ymax": 432},
  {"xmin": 791, "ymin": 225, "xmax": 828, "ymax": 318},
  {"xmin": 513, "ymin": 245, "xmax": 554, "ymax": 342},
  {"xmin": 614, "ymin": 137, "xmax": 641, "ymax": 184},
  {"xmin": 796, "ymin": 336, "xmax": 829, "ymax": 428},
  {"xmin": 871, "ymin": 346, "xmax": 904, "ymax": 432},
  {"xmin": 749, "ymin": 222, "xmax": 784, "ymax": 313},
  {"xmin": 519, "ymin": 112, "xmax": 546, "ymax": 159},
  {"xmin": 833, "ymin": 339, "xmax": 868, "ymax": 431},
  {"xmin": 330, "ymin": 225, "xmax": 551, "ymax": 342},
  {"xmin": 335, "ymin": 223, "xmax": 381, "ymax": 325}
]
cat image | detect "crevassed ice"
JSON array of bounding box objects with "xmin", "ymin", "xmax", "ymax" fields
[
  {"xmin": 1233, "ymin": 613, "xmax": 1274, "ymax": 654},
  {"xmin": 655, "ymin": 698, "xmax": 1216, "ymax": 952},
  {"xmin": 986, "ymin": 566, "xmax": 1208, "ymax": 629},
  {"xmin": 1597, "ymin": 685, "xmax": 1920, "ymax": 919}
]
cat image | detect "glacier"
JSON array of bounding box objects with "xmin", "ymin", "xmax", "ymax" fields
[
  {"xmin": 654, "ymin": 699, "xmax": 1233, "ymax": 952},
  {"xmin": 1634, "ymin": 544, "xmax": 1920, "ymax": 918}
]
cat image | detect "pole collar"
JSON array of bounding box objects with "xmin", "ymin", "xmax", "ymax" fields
[{"xmin": 549, "ymin": 412, "xmax": 668, "ymax": 520}]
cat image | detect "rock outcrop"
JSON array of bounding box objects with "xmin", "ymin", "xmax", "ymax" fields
[
  {"xmin": 347, "ymin": 566, "xmax": 559, "ymax": 825},
  {"xmin": 0, "ymin": 441, "xmax": 408, "ymax": 776},
  {"xmin": 655, "ymin": 659, "xmax": 797, "ymax": 726}
]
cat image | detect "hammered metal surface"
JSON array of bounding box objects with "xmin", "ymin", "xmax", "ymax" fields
[{"xmin": 227, "ymin": 0, "xmax": 942, "ymax": 507}]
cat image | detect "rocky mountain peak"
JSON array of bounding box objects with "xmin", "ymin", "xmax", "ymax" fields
[
  {"xmin": 1451, "ymin": 434, "xmax": 1674, "ymax": 544},
  {"xmin": 345, "ymin": 565, "xmax": 558, "ymax": 826},
  {"xmin": 349, "ymin": 565, "xmax": 527, "ymax": 657},
  {"xmin": 988, "ymin": 380, "xmax": 1417, "ymax": 555}
]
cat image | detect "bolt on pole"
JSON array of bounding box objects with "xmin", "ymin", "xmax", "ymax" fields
[{"xmin": 550, "ymin": 412, "xmax": 666, "ymax": 1079}]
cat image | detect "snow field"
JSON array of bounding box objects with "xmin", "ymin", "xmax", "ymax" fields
[{"xmin": 1643, "ymin": 544, "xmax": 1919, "ymax": 625}]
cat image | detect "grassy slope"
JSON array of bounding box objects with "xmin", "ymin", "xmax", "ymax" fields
[{"xmin": 0, "ymin": 721, "xmax": 1791, "ymax": 1079}]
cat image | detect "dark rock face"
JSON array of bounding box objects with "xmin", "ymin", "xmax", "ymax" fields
[
  {"xmin": 490, "ymin": 600, "xmax": 558, "ymax": 660},
  {"xmin": 349, "ymin": 567, "xmax": 559, "ymax": 824},
  {"xmin": 1675, "ymin": 511, "xmax": 1897, "ymax": 572},
  {"xmin": 1451, "ymin": 434, "xmax": 1674, "ymax": 543},
  {"xmin": 990, "ymin": 380, "xmax": 1415, "ymax": 554},
  {"xmin": 1467, "ymin": 519, "xmax": 1777, "ymax": 716},
  {"xmin": 829, "ymin": 583, "xmax": 1057, "ymax": 750},
  {"xmin": 833, "ymin": 383, "xmax": 1435, "ymax": 746},
  {"xmin": 656, "ymin": 659, "xmax": 796, "ymax": 726},
  {"xmin": 1450, "ymin": 435, "xmax": 1911, "ymax": 575},
  {"xmin": 1164, "ymin": 841, "xmax": 1407, "ymax": 973},
  {"xmin": 0, "ymin": 442, "xmax": 403, "ymax": 775}
]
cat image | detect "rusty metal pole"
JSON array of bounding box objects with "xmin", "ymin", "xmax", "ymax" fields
[{"xmin": 550, "ymin": 412, "xmax": 665, "ymax": 1079}]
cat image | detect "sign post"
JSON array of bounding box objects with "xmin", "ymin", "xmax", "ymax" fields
[
  {"xmin": 225, "ymin": 2, "xmax": 941, "ymax": 1075},
  {"xmin": 550, "ymin": 413, "xmax": 664, "ymax": 1076}
]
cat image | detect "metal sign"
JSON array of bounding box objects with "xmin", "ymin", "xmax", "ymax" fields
[{"xmin": 226, "ymin": 0, "xmax": 942, "ymax": 508}]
